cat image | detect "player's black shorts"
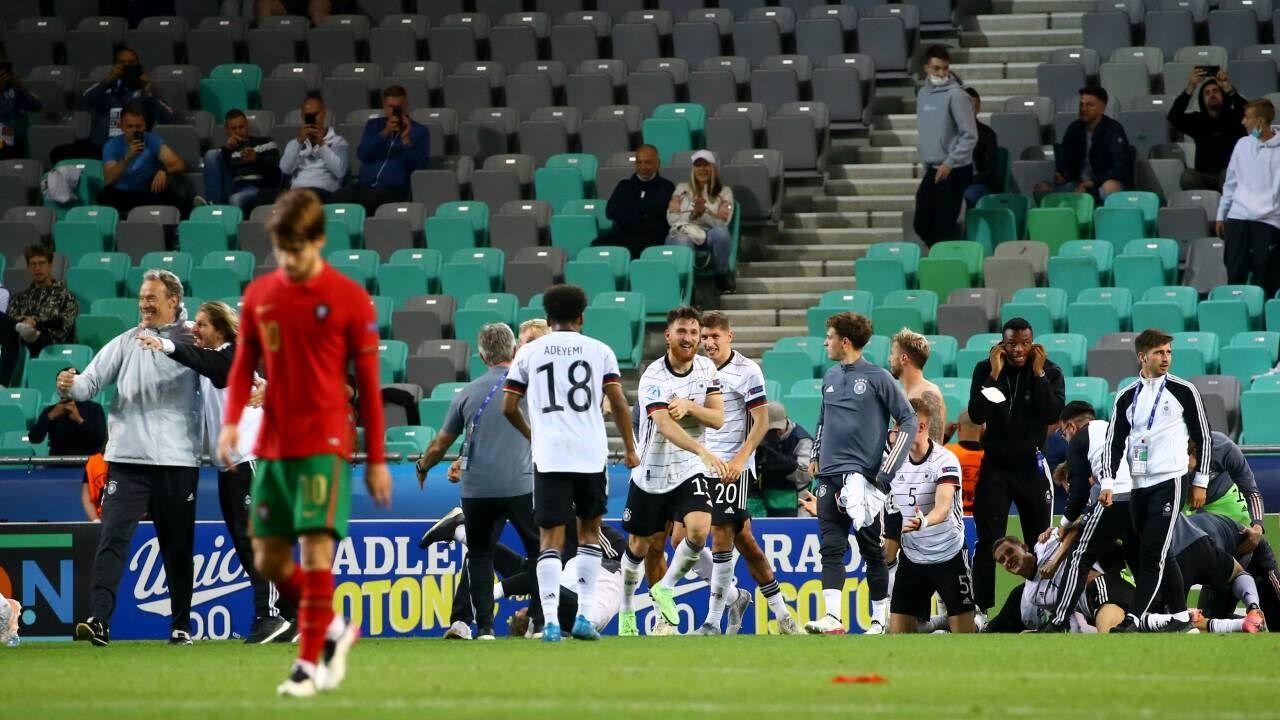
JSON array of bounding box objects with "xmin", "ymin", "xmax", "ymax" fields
[
  {"xmin": 1175, "ymin": 536, "xmax": 1236, "ymax": 592},
  {"xmin": 624, "ymin": 475, "xmax": 712, "ymax": 536},
  {"xmin": 709, "ymin": 471, "xmax": 751, "ymax": 528},
  {"xmin": 890, "ymin": 550, "xmax": 975, "ymax": 620},
  {"xmin": 533, "ymin": 469, "xmax": 607, "ymax": 529},
  {"xmin": 883, "ymin": 510, "xmax": 903, "ymax": 542},
  {"xmin": 1083, "ymin": 571, "xmax": 1135, "ymax": 619}
]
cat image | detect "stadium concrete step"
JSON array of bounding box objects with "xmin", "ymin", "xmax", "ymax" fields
[
  {"xmin": 824, "ymin": 177, "xmax": 922, "ymax": 196},
  {"xmin": 854, "ymin": 145, "xmax": 922, "ymax": 164},
  {"xmin": 730, "ymin": 325, "xmax": 809, "ymax": 344},
  {"xmin": 952, "ymin": 46, "xmax": 1064, "ymax": 63},
  {"xmin": 777, "ymin": 224, "xmax": 904, "ymax": 243},
  {"xmin": 964, "ymin": 11, "xmax": 1083, "ymax": 30},
  {"xmin": 721, "ymin": 291, "xmax": 826, "ymax": 310},
  {"xmin": 783, "ymin": 210, "xmax": 903, "ymax": 228},
  {"xmin": 950, "ymin": 61, "xmax": 1041, "ymax": 80},
  {"xmin": 762, "ymin": 243, "xmax": 872, "ymax": 261},
  {"xmin": 993, "ymin": 0, "xmax": 1096, "ymax": 12},
  {"xmin": 869, "ymin": 128, "xmax": 918, "ymax": 147},
  {"xmin": 810, "ymin": 194, "xmax": 918, "ymax": 212},
  {"xmin": 959, "ymin": 28, "xmax": 1081, "ymax": 46},
  {"xmin": 735, "ymin": 275, "xmax": 849, "ymax": 294},
  {"xmin": 828, "ymin": 162, "xmax": 919, "ymax": 179},
  {"xmin": 739, "ymin": 260, "xmax": 851, "ymax": 278}
]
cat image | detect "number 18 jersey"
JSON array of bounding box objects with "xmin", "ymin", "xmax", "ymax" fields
[{"xmin": 505, "ymin": 330, "xmax": 622, "ymax": 474}]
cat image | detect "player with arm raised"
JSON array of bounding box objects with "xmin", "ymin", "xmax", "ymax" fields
[
  {"xmin": 502, "ymin": 284, "xmax": 640, "ymax": 643},
  {"xmin": 616, "ymin": 306, "xmax": 729, "ymax": 636},
  {"xmin": 217, "ymin": 190, "xmax": 391, "ymax": 698}
]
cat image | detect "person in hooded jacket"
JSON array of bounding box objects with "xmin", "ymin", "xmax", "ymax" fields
[
  {"xmin": 912, "ymin": 45, "xmax": 977, "ymax": 247},
  {"xmin": 1216, "ymin": 98, "xmax": 1280, "ymax": 298},
  {"xmin": 1169, "ymin": 68, "xmax": 1247, "ymax": 191}
]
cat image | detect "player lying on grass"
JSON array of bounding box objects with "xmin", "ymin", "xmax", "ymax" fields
[
  {"xmin": 990, "ymin": 531, "xmax": 1133, "ymax": 633},
  {"xmin": 0, "ymin": 591, "xmax": 19, "ymax": 646}
]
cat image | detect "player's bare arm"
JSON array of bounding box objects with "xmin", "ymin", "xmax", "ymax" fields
[
  {"xmin": 904, "ymin": 481, "xmax": 958, "ymax": 532},
  {"xmin": 725, "ymin": 403, "xmax": 769, "ymax": 483},
  {"xmin": 502, "ymin": 390, "xmax": 533, "ymax": 441},
  {"xmin": 415, "ymin": 429, "xmax": 460, "ymax": 488},
  {"xmin": 603, "ymin": 382, "xmax": 640, "ymax": 469}
]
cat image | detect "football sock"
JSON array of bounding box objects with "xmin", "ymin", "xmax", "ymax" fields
[
  {"xmin": 704, "ymin": 551, "xmax": 735, "ymax": 626},
  {"xmin": 621, "ymin": 549, "xmax": 644, "ymax": 612},
  {"xmin": 453, "ymin": 525, "xmax": 467, "ymax": 545},
  {"xmin": 1172, "ymin": 610, "xmax": 1190, "ymax": 622},
  {"xmin": 277, "ymin": 564, "xmax": 304, "ymax": 609},
  {"xmin": 298, "ymin": 568, "xmax": 334, "ymax": 665},
  {"xmin": 325, "ymin": 613, "xmax": 344, "ymax": 642},
  {"xmin": 871, "ymin": 598, "xmax": 889, "ymax": 626},
  {"xmin": 1209, "ymin": 618, "xmax": 1246, "ymax": 633},
  {"xmin": 760, "ymin": 580, "xmax": 789, "ymax": 620},
  {"xmin": 935, "ymin": 594, "xmax": 948, "ymax": 617},
  {"xmin": 492, "ymin": 581, "xmax": 504, "ymax": 601},
  {"xmin": 823, "ymin": 589, "xmax": 843, "ymax": 623},
  {"xmin": 660, "ymin": 538, "xmax": 702, "ymax": 588},
  {"xmin": 575, "ymin": 544, "xmax": 604, "ymax": 618},
  {"xmin": 536, "ymin": 550, "xmax": 561, "ymax": 625},
  {"xmin": 693, "ymin": 546, "xmax": 714, "ymax": 583},
  {"xmin": 1233, "ymin": 574, "xmax": 1261, "ymax": 608},
  {"xmin": 885, "ymin": 559, "xmax": 897, "ymax": 598}
]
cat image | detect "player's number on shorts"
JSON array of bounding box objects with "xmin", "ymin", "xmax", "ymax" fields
[
  {"xmin": 959, "ymin": 574, "xmax": 973, "ymax": 602},
  {"xmin": 715, "ymin": 480, "xmax": 738, "ymax": 506},
  {"xmin": 691, "ymin": 476, "xmax": 709, "ymax": 497},
  {"xmin": 535, "ymin": 360, "xmax": 593, "ymax": 413},
  {"xmin": 303, "ymin": 474, "xmax": 328, "ymax": 505}
]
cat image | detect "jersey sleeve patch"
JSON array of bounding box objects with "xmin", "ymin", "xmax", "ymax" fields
[
  {"xmin": 503, "ymin": 378, "xmax": 527, "ymax": 395},
  {"xmin": 645, "ymin": 401, "xmax": 670, "ymax": 415},
  {"xmin": 602, "ymin": 372, "xmax": 622, "ymax": 386}
]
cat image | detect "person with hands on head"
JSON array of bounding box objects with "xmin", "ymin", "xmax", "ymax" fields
[
  {"xmin": 1170, "ymin": 67, "xmax": 1247, "ymax": 191},
  {"xmin": 279, "ymin": 93, "xmax": 349, "ymax": 202},
  {"xmin": 966, "ymin": 317, "xmax": 1066, "ymax": 616},
  {"xmin": 0, "ymin": 43, "xmax": 43, "ymax": 160},
  {"xmin": 1215, "ymin": 99, "xmax": 1280, "ymax": 298},
  {"xmin": 98, "ymin": 103, "xmax": 187, "ymax": 215},
  {"xmin": 330, "ymin": 84, "xmax": 429, "ymax": 214},
  {"xmin": 1034, "ymin": 85, "xmax": 1131, "ymax": 202}
]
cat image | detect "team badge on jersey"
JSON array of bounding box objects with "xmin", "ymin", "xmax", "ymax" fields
[
  {"xmin": 645, "ymin": 384, "xmax": 663, "ymax": 402},
  {"xmin": 106, "ymin": 480, "xmax": 117, "ymax": 495},
  {"xmin": 817, "ymin": 484, "xmax": 828, "ymax": 497},
  {"xmin": 316, "ymin": 304, "xmax": 329, "ymax": 320},
  {"xmin": 853, "ymin": 378, "xmax": 868, "ymax": 395}
]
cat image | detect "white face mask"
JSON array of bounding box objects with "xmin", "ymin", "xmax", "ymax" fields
[{"xmin": 927, "ymin": 73, "xmax": 949, "ymax": 86}]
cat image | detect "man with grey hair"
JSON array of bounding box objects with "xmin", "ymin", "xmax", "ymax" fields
[
  {"xmin": 58, "ymin": 269, "xmax": 203, "ymax": 647},
  {"xmin": 414, "ymin": 322, "xmax": 544, "ymax": 640}
]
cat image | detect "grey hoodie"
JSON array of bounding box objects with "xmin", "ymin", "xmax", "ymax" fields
[
  {"xmin": 64, "ymin": 319, "xmax": 202, "ymax": 467},
  {"xmin": 916, "ymin": 75, "xmax": 978, "ymax": 168}
]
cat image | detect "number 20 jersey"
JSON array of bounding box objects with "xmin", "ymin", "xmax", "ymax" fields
[
  {"xmin": 505, "ymin": 331, "xmax": 622, "ymax": 474},
  {"xmin": 631, "ymin": 354, "xmax": 721, "ymax": 494}
]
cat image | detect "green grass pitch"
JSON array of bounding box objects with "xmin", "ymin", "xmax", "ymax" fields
[{"xmin": 12, "ymin": 634, "xmax": 1280, "ymax": 719}]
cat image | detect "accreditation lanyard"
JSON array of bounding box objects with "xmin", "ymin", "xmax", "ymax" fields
[
  {"xmin": 1128, "ymin": 375, "xmax": 1168, "ymax": 433},
  {"xmin": 459, "ymin": 370, "xmax": 507, "ymax": 470}
]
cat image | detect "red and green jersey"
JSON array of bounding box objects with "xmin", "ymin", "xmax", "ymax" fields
[{"xmin": 225, "ymin": 262, "xmax": 386, "ymax": 463}]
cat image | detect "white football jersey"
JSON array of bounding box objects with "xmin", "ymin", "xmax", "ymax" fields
[
  {"xmin": 505, "ymin": 331, "xmax": 622, "ymax": 474},
  {"xmin": 704, "ymin": 351, "xmax": 768, "ymax": 472},
  {"xmin": 631, "ymin": 354, "xmax": 721, "ymax": 493},
  {"xmin": 890, "ymin": 441, "xmax": 964, "ymax": 564}
]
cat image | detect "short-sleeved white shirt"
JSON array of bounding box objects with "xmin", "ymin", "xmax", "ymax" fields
[{"xmin": 631, "ymin": 354, "xmax": 721, "ymax": 493}]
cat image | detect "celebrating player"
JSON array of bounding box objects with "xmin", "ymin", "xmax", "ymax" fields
[
  {"xmin": 502, "ymin": 284, "xmax": 640, "ymax": 643},
  {"xmin": 218, "ymin": 189, "xmax": 391, "ymax": 697},
  {"xmin": 617, "ymin": 306, "xmax": 730, "ymax": 636}
]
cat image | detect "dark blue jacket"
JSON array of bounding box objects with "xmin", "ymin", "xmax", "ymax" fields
[
  {"xmin": 355, "ymin": 117, "xmax": 430, "ymax": 190},
  {"xmin": 80, "ymin": 79, "xmax": 174, "ymax": 148},
  {"xmin": 1054, "ymin": 114, "xmax": 1133, "ymax": 188}
]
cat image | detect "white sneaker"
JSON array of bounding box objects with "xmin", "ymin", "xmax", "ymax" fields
[
  {"xmin": 973, "ymin": 610, "xmax": 988, "ymax": 633},
  {"xmin": 775, "ymin": 614, "xmax": 802, "ymax": 635},
  {"xmin": 864, "ymin": 619, "xmax": 887, "ymax": 635},
  {"xmin": 315, "ymin": 620, "xmax": 359, "ymax": 691},
  {"xmin": 650, "ymin": 616, "xmax": 679, "ymax": 636},
  {"xmin": 443, "ymin": 620, "xmax": 472, "ymax": 640},
  {"xmin": 804, "ymin": 614, "xmax": 846, "ymax": 634},
  {"xmin": 725, "ymin": 588, "xmax": 753, "ymax": 635},
  {"xmin": 276, "ymin": 666, "xmax": 317, "ymax": 698}
]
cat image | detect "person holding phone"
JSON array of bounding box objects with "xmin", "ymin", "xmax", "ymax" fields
[
  {"xmin": 330, "ymin": 84, "xmax": 429, "ymax": 214},
  {"xmin": 28, "ymin": 392, "xmax": 107, "ymax": 457},
  {"xmin": 1169, "ymin": 67, "xmax": 1247, "ymax": 191},
  {"xmin": 53, "ymin": 47, "xmax": 173, "ymax": 165},
  {"xmin": 198, "ymin": 108, "xmax": 281, "ymax": 212},
  {"xmin": 279, "ymin": 92, "xmax": 349, "ymax": 202},
  {"xmin": 0, "ymin": 44, "xmax": 43, "ymax": 161},
  {"xmin": 966, "ymin": 317, "xmax": 1066, "ymax": 616},
  {"xmin": 98, "ymin": 103, "xmax": 187, "ymax": 215}
]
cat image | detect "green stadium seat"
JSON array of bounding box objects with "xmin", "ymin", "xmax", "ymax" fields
[
  {"xmin": 388, "ymin": 248, "xmax": 442, "ymax": 292},
  {"xmin": 378, "ymin": 339, "xmax": 409, "ymax": 383},
  {"xmin": 198, "ymin": 78, "xmax": 249, "ymax": 120},
  {"xmin": 425, "ymin": 216, "xmax": 477, "ymax": 257},
  {"xmin": 955, "ymin": 348, "xmax": 988, "ymax": 380},
  {"xmin": 774, "ymin": 336, "xmax": 825, "ymax": 376},
  {"xmin": 210, "ymin": 63, "xmax": 263, "ymax": 102},
  {"xmin": 967, "ymin": 333, "xmax": 1002, "ymax": 349},
  {"xmin": 1039, "ymin": 332, "xmax": 1088, "ymax": 376},
  {"xmin": 1143, "ymin": 286, "xmax": 1198, "ymax": 325},
  {"xmin": 324, "ymin": 203, "xmax": 366, "ymax": 246},
  {"xmin": 781, "ymin": 393, "xmax": 821, "ymax": 435},
  {"xmin": 1113, "ymin": 254, "xmax": 1165, "ymax": 302},
  {"xmin": 1241, "ymin": 390, "xmax": 1280, "ymax": 443},
  {"xmin": 54, "ymin": 222, "xmax": 107, "ymax": 264},
  {"xmin": 1077, "ymin": 286, "xmax": 1132, "ymax": 325},
  {"xmin": 545, "ymin": 153, "xmax": 600, "ymax": 198},
  {"xmin": 385, "ymin": 425, "xmax": 436, "ymax": 461},
  {"xmin": 1104, "ymin": 190, "xmax": 1159, "ymax": 233},
  {"xmin": 1012, "ymin": 287, "xmax": 1068, "ymax": 330},
  {"xmin": 534, "ymin": 166, "xmax": 587, "ymax": 213},
  {"xmin": 928, "ymin": 241, "xmax": 983, "ymax": 278},
  {"xmin": 976, "ymin": 193, "xmax": 1029, "ymax": 238},
  {"xmin": 584, "ymin": 305, "xmax": 642, "ymax": 368},
  {"xmin": 1197, "ymin": 299, "xmax": 1250, "ymax": 348},
  {"xmin": 1267, "ymin": 298, "xmax": 1280, "ymax": 333},
  {"xmin": 1045, "ymin": 256, "xmax": 1099, "ymax": 304},
  {"xmin": 1066, "ymin": 301, "xmax": 1121, "ymax": 348},
  {"xmin": 1092, "ymin": 206, "xmax": 1145, "ymax": 254},
  {"xmin": 437, "ymin": 201, "xmax": 490, "ymax": 237},
  {"xmin": 1065, "ymin": 376, "xmax": 1111, "ymax": 418},
  {"xmin": 0, "ymin": 405, "xmax": 28, "ymax": 436},
  {"xmin": 1220, "ymin": 345, "xmax": 1272, "ymax": 387},
  {"xmin": 1058, "ymin": 239, "xmax": 1114, "ymax": 281},
  {"xmin": 0, "ymin": 387, "xmax": 42, "ymax": 427},
  {"xmin": 764, "ymin": 379, "xmax": 782, "ymax": 400},
  {"xmin": 577, "ymin": 246, "xmax": 628, "ymax": 286},
  {"xmin": 23, "ymin": 357, "xmax": 86, "ymax": 400},
  {"xmin": 50, "ymin": 159, "xmax": 104, "ymax": 210},
  {"xmin": 371, "ymin": 295, "xmax": 394, "ymax": 337},
  {"xmin": 188, "ymin": 204, "xmax": 243, "ymax": 241},
  {"xmin": 882, "ymin": 289, "xmax": 938, "ymax": 333},
  {"xmin": 628, "ymin": 261, "xmax": 681, "ymax": 322},
  {"xmin": 75, "ymin": 314, "xmax": 128, "ymax": 352},
  {"xmin": 1209, "ymin": 285, "xmax": 1265, "ymax": 328},
  {"xmin": 65, "ymin": 205, "xmax": 119, "ymax": 242},
  {"xmin": 1170, "ymin": 347, "xmax": 1207, "ymax": 376},
  {"xmin": 79, "ymin": 252, "xmax": 131, "ymax": 284},
  {"xmin": 91, "ymin": 297, "xmax": 141, "ymax": 325},
  {"xmin": 188, "ymin": 266, "xmax": 242, "ymax": 298},
  {"xmin": 652, "ymin": 103, "xmax": 707, "ymax": 147},
  {"xmin": 453, "ymin": 307, "xmax": 504, "ymax": 344},
  {"xmin": 853, "ymin": 257, "xmax": 908, "ymax": 306},
  {"xmin": 563, "ymin": 200, "xmax": 612, "ymax": 231},
  {"xmin": 1122, "ymin": 238, "xmax": 1179, "ymax": 283},
  {"xmin": 1174, "ymin": 331, "xmax": 1220, "ymax": 371},
  {"xmin": 862, "ymin": 335, "xmax": 890, "ymax": 368},
  {"xmin": 964, "ymin": 207, "xmax": 1016, "ymax": 255},
  {"xmin": 1039, "ymin": 192, "xmax": 1094, "ymax": 236},
  {"xmin": 916, "ymin": 257, "xmax": 971, "ymax": 303},
  {"xmin": 550, "ymin": 214, "xmax": 599, "ymax": 258},
  {"xmin": 465, "ymin": 293, "xmax": 519, "ymax": 325},
  {"xmin": 565, "ymin": 260, "xmax": 616, "ymax": 298},
  {"xmin": 641, "ymin": 245, "xmax": 696, "ymax": 302},
  {"xmin": 43, "ymin": 344, "xmax": 94, "ymax": 370},
  {"xmin": 323, "ymin": 220, "xmax": 353, "ymax": 252},
  {"xmin": 763, "ymin": 349, "xmax": 814, "ymax": 392},
  {"xmin": 1229, "ymin": 331, "xmax": 1280, "ymax": 362},
  {"xmin": 1131, "ymin": 299, "xmax": 1189, "ymax": 334},
  {"xmin": 935, "ymin": 377, "xmax": 972, "ymax": 423},
  {"xmin": 923, "ymin": 334, "xmax": 958, "ymax": 378},
  {"xmin": 201, "ymin": 250, "xmax": 255, "ymax": 283},
  {"xmin": 178, "ymin": 221, "xmax": 230, "ymax": 259},
  {"xmin": 789, "ymin": 379, "xmax": 823, "ymax": 396},
  {"xmin": 137, "ymin": 251, "xmax": 193, "ymax": 282},
  {"xmin": 65, "ymin": 266, "xmax": 119, "ymax": 308},
  {"xmin": 376, "ymin": 263, "xmax": 429, "ymax": 309},
  {"xmin": 1000, "ymin": 302, "xmax": 1053, "ymax": 337},
  {"xmin": 591, "ymin": 292, "xmax": 646, "ymax": 359},
  {"xmin": 1026, "ymin": 207, "xmax": 1079, "ymax": 254},
  {"xmin": 640, "ymin": 117, "xmax": 693, "ymax": 165},
  {"xmin": 440, "ymin": 261, "xmax": 494, "ymax": 301},
  {"xmin": 806, "ymin": 290, "xmax": 875, "ymax": 337},
  {"xmin": 417, "ymin": 398, "xmax": 451, "ymax": 435},
  {"xmin": 872, "ymin": 305, "xmax": 924, "ymax": 335},
  {"xmin": 2, "ymin": 429, "xmax": 48, "ymax": 457},
  {"xmin": 865, "ymin": 242, "xmax": 921, "ymax": 283},
  {"xmin": 1252, "ymin": 374, "xmax": 1280, "ymax": 391},
  {"xmin": 328, "ymin": 249, "xmax": 380, "ymax": 289},
  {"xmin": 452, "ymin": 248, "xmax": 505, "ymax": 291}
]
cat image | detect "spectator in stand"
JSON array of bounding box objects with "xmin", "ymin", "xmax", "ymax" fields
[
  {"xmin": 1035, "ymin": 85, "xmax": 1132, "ymax": 202},
  {"xmin": 0, "ymin": 44, "xmax": 43, "ymax": 161},
  {"xmin": 666, "ymin": 150, "xmax": 737, "ymax": 295},
  {"xmin": 52, "ymin": 47, "xmax": 174, "ymax": 165},
  {"xmin": 82, "ymin": 453, "xmax": 107, "ymax": 522},
  {"xmin": 0, "ymin": 245, "xmax": 79, "ymax": 384},
  {"xmin": 98, "ymin": 103, "xmax": 188, "ymax": 215},
  {"xmin": 279, "ymin": 93, "xmax": 349, "ymax": 202},
  {"xmin": 599, "ymin": 145, "xmax": 675, "ymax": 259},
  {"xmin": 330, "ymin": 85, "xmax": 429, "ymax": 214},
  {"xmin": 29, "ymin": 393, "xmax": 108, "ymax": 457},
  {"xmin": 197, "ymin": 109, "xmax": 282, "ymax": 212},
  {"xmin": 752, "ymin": 401, "xmax": 814, "ymax": 518},
  {"xmin": 1216, "ymin": 98, "xmax": 1280, "ymax": 299},
  {"xmin": 944, "ymin": 410, "xmax": 984, "ymax": 515},
  {"xmin": 964, "ymin": 87, "xmax": 1000, "ymax": 208},
  {"xmin": 913, "ymin": 45, "xmax": 977, "ymax": 247},
  {"xmin": 255, "ymin": 0, "xmax": 336, "ymax": 23},
  {"xmin": 99, "ymin": 1, "xmax": 177, "ymax": 26},
  {"xmin": 1170, "ymin": 68, "xmax": 1246, "ymax": 192}
]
